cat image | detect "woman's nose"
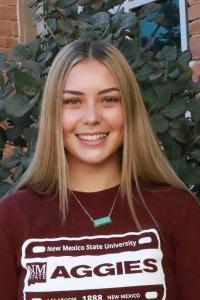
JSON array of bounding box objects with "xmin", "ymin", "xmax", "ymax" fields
[{"xmin": 82, "ymin": 103, "xmax": 101, "ymax": 125}]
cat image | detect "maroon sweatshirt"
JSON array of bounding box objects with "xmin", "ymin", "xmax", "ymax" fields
[{"xmin": 0, "ymin": 185, "xmax": 200, "ymax": 300}]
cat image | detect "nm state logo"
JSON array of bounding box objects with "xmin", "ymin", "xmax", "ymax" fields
[{"xmin": 26, "ymin": 262, "xmax": 47, "ymax": 285}]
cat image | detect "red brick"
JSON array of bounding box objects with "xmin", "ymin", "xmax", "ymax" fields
[
  {"xmin": 0, "ymin": 5, "xmax": 17, "ymax": 21},
  {"xmin": 190, "ymin": 61, "xmax": 200, "ymax": 82},
  {"xmin": 0, "ymin": 0, "xmax": 17, "ymax": 5},
  {"xmin": 0, "ymin": 20, "xmax": 12, "ymax": 36},
  {"xmin": 188, "ymin": 4, "xmax": 200, "ymax": 20},
  {"xmin": 190, "ymin": 34, "xmax": 200, "ymax": 59},
  {"xmin": 189, "ymin": 19, "xmax": 200, "ymax": 35},
  {"xmin": 188, "ymin": 0, "xmax": 200, "ymax": 5},
  {"xmin": 0, "ymin": 37, "xmax": 18, "ymax": 48},
  {"xmin": 12, "ymin": 21, "xmax": 19, "ymax": 37}
]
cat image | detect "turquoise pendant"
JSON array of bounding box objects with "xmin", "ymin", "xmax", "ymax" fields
[{"xmin": 93, "ymin": 216, "xmax": 112, "ymax": 227}]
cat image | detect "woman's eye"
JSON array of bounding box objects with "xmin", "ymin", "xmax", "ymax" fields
[
  {"xmin": 63, "ymin": 99, "xmax": 81, "ymax": 105},
  {"xmin": 103, "ymin": 97, "xmax": 119, "ymax": 104}
]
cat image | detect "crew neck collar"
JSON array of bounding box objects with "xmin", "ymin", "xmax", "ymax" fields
[{"xmin": 71, "ymin": 184, "xmax": 120, "ymax": 196}]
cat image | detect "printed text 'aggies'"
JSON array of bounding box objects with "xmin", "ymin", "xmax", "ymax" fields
[{"xmin": 51, "ymin": 259, "xmax": 158, "ymax": 279}]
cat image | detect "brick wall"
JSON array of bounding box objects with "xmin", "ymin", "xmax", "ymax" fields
[
  {"xmin": 188, "ymin": 0, "xmax": 200, "ymax": 81},
  {"xmin": 0, "ymin": 0, "xmax": 19, "ymax": 51}
]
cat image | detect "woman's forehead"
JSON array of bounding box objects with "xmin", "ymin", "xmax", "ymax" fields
[{"xmin": 63, "ymin": 59, "xmax": 119, "ymax": 91}]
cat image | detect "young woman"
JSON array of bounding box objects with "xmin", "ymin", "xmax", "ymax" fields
[{"xmin": 0, "ymin": 40, "xmax": 199, "ymax": 300}]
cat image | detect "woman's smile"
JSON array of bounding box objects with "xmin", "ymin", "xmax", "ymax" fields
[{"xmin": 76, "ymin": 132, "xmax": 109, "ymax": 145}]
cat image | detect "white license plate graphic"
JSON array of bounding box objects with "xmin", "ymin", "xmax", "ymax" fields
[{"xmin": 21, "ymin": 229, "xmax": 166, "ymax": 300}]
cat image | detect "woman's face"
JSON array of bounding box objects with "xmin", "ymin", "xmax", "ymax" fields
[{"xmin": 62, "ymin": 59, "xmax": 124, "ymax": 167}]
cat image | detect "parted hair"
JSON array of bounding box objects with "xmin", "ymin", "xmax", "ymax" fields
[{"xmin": 15, "ymin": 40, "xmax": 187, "ymax": 226}]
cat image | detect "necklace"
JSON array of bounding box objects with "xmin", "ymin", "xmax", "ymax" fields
[{"xmin": 71, "ymin": 186, "xmax": 120, "ymax": 227}]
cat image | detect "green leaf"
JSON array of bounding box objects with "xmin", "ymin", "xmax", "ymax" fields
[
  {"xmin": 0, "ymin": 127, "xmax": 6, "ymax": 158},
  {"xmin": 12, "ymin": 44, "xmax": 32, "ymax": 61},
  {"xmin": 0, "ymin": 82, "xmax": 13, "ymax": 100},
  {"xmin": 38, "ymin": 50, "xmax": 54, "ymax": 64},
  {"xmin": 57, "ymin": 0, "xmax": 76, "ymax": 7},
  {"xmin": 23, "ymin": 127, "xmax": 38, "ymax": 148},
  {"xmin": 0, "ymin": 71, "xmax": 5, "ymax": 89},
  {"xmin": 90, "ymin": 12, "xmax": 110, "ymax": 30},
  {"xmin": 0, "ymin": 168, "xmax": 11, "ymax": 180},
  {"xmin": 27, "ymin": 39, "xmax": 40, "ymax": 60},
  {"xmin": 59, "ymin": 19, "xmax": 74, "ymax": 33},
  {"xmin": 119, "ymin": 38, "xmax": 140, "ymax": 63},
  {"xmin": 55, "ymin": 33, "xmax": 69, "ymax": 46},
  {"xmin": 118, "ymin": 12, "xmax": 136, "ymax": 30},
  {"xmin": 22, "ymin": 60, "xmax": 41, "ymax": 75},
  {"xmin": 0, "ymin": 126, "xmax": 6, "ymax": 144},
  {"xmin": 169, "ymin": 120, "xmax": 181, "ymax": 130},
  {"xmin": 0, "ymin": 156, "xmax": 21, "ymax": 169},
  {"xmin": 79, "ymin": 30, "xmax": 99, "ymax": 41},
  {"xmin": 47, "ymin": 18, "xmax": 58, "ymax": 32},
  {"xmin": 0, "ymin": 61, "xmax": 9, "ymax": 70},
  {"xmin": 13, "ymin": 164, "xmax": 25, "ymax": 182},
  {"xmin": 188, "ymin": 98, "xmax": 200, "ymax": 122},
  {"xmin": 148, "ymin": 71, "xmax": 163, "ymax": 81},
  {"xmin": 151, "ymin": 84, "xmax": 172, "ymax": 110},
  {"xmin": 4, "ymin": 93, "xmax": 40, "ymax": 118},
  {"xmin": 91, "ymin": 1, "xmax": 103, "ymax": 9},
  {"xmin": 163, "ymin": 139, "xmax": 182, "ymax": 160},
  {"xmin": 0, "ymin": 182, "xmax": 12, "ymax": 197},
  {"xmin": 104, "ymin": 0, "xmax": 123, "ymax": 10},
  {"xmin": 151, "ymin": 114, "xmax": 168, "ymax": 133},
  {"xmin": 169, "ymin": 128, "xmax": 186, "ymax": 143},
  {"xmin": 4, "ymin": 95, "xmax": 28, "ymax": 117},
  {"xmin": 168, "ymin": 68, "xmax": 180, "ymax": 80},
  {"xmin": 102, "ymin": 33, "xmax": 112, "ymax": 43},
  {"xmin": 78, "ymin": 0, "xmax": 91, "ymax": 4},
  {"xmin": 48, "ymin": 0, "xmax": 59, "ymax": 5},
  {"xmin": 21, "ymin": 155, "xmax": 33, "ymax": 168},
  {"xmin": 0, "ymin": 51, "xmax": 7, "ymax": 61},
  {"xmin": 112, "ymin": 10, "xmax": 136, "ymax": 31},
  {"xmin": 156, "ymin": 45, "xmax": 177, "ymax": 62},
  {"xmin": 6, "ymin": 126, "xmax": 23, "ymax": 142},
  {"xmin": 177, "ymin": 51, "xmax": 191, "ymax": 65},
  {"xmin": 189, "ymin": 149, "xmax": 200, "ymax": 162},
  {"xmin": 161, "ymin": 98, "xmax": 186, "ymax": 119},
  {"xmin": 136, "ymin": 65, "xmax": 154, "ymax": 82},
  {"xmin": 14, "ymin": 69, "xmax": 40, "ymax": 96},
  {"xmin": 0, "ymin": 99, "xmax": 4, "ymax": 111},
  {"xmin": 171, "ymin": 70, "xmax": 193, "ymax": 93},
  {"xmin": 172, "ymin": 160, "xmax": 200, "ymax": 185}
]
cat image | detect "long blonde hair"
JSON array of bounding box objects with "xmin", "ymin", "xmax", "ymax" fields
[{"xmin": 15, "ymin": 40, "xmax": 187, "ymax": 225}]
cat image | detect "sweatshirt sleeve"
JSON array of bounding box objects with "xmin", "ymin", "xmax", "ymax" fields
[
  {"xmin": 0, "ymin": 207, "xmax": 18, "ymax": 300},
  {"xmin": 173, "ymin": 194, "xmax": 200, "ymax": 300}
]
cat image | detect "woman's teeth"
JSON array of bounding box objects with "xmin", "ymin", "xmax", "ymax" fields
[{"xmin": 77, "ymin": 133, "xmax": 108, "ymax": 141}]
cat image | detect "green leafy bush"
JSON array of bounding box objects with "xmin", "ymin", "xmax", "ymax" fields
[{"xmin": 0, "ymin": 0, "xmax": 200, "ymax": 197}]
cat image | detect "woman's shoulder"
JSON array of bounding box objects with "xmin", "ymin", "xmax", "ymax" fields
[
  {"xmin": 0, "ymin": 188, "xmax": 42, "ymax": 213},
  {"xmin": 140, "ymin": 184, "xmax": 200, "ymax": 221},
  {"xmin": 0, "ymin": 188, "xmax": 58, "ymax": 228},
  {"xmin": 142, "ymin": 184, "xmax": 197, "ymax": 203},
  {"xmin": 1, "ymin": 187, "xmax": 40, "ymax": 202},
  {"xmin": 140, "ymin": 184, "xmax": 196, "ymax": 201}
]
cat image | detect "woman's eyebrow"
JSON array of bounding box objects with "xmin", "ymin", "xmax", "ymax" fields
[
  {"xmin": 63, "ymin": 87, "xmax": 120, "ymax": 95},
  {"xmin": 98, "ymin": 87, "xmax": 120, "ymax": 95},
  {"xmin": 63, "ymin": 90, "xmax": 83, "ymax": 95}
]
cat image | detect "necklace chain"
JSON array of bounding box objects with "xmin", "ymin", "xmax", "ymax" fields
[{"xmin": 71, "ymin": 186, "xmax": 120, "ymax": 227}]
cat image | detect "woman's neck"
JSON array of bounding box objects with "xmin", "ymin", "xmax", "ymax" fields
[{"xmin": 67, "ymin": 157, "xmax": 121, "ymax": 192}]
